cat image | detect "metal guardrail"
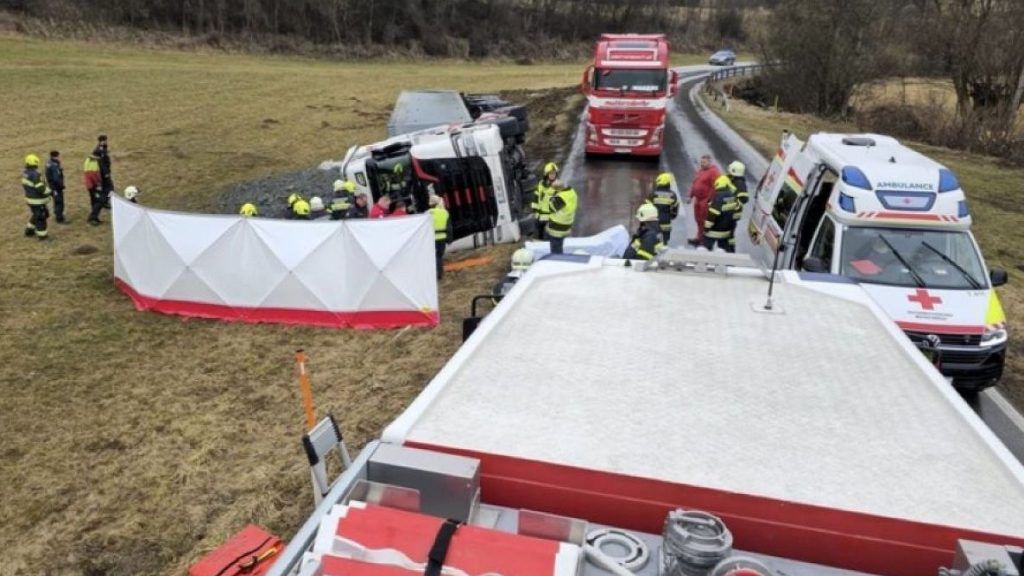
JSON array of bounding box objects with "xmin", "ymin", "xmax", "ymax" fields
[
  {"xmin": 702, "ymin": 64, "xmax": 773, "ymax": 112},
  {"xmin": 705, "ymin": 63, "xmax": 771, "ymax": 84}
]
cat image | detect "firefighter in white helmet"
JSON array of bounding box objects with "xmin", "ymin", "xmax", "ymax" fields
[
  {"xmin": 124, "ymin": 185, "xmax": 140, "ymax": 203},
  {"xmin": 492, "ymin": 248, "xmax": 535, "ymax": 303},
  {"xmin": 728, "ymin": 161, "xmax": 749, "ymax": 206},
  {"xmin": 622, "ymin": 203, "xmax": 665, "ymax": 260}
]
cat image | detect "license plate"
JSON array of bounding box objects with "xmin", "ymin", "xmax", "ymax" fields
[{"xmin": 614, "ymin": 148, "xmax": 631, "ymax": 154}]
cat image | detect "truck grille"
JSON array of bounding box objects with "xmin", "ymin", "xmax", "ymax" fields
[{"xmin": 904, "ymin": 330, "xmax": 982, "ymax": 346}]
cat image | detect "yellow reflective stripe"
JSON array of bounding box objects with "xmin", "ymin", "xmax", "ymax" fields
[
  {"xmin": 25, "ymin": 197, "xmax": 50, "ymax": 205},
  {"xmin": 705, "ymin": 230, "xmax": 732, "ymax": 239},
  {"xmin": 707, "ymin": 207, "xmax": 721, "ymax": 215},
  {"xmin": 704, "ymin": 220, "xmax": 715, "ymax": 228},
  {"xmin": 654, "ymin": 242, "xmax": 665, "ymax": 252},
  {"xmin": 986, "ymin": 291, "xmax": 1006, "ymax": 325},
  {"xmin": 653, "ymin": 198, "xmax": 675, "ymax": 205},
  {"xmin": 435, "ymin": 233, "xmax": 447, "ymax": 240},
  {"xmin": 636, "ymin": 249, "xmax": 653, "ymax": 259}
]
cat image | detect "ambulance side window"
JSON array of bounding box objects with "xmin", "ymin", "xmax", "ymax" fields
[
  {"xmin": 809, "ymin": 216, "xmax": 836, "ymax": 271},
  {"xmin": 772, "ymin": 183, "xmax": 798, "ymax": 229}
]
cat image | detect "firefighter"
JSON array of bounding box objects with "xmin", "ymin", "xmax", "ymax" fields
[
  {"xmin": 310, "ymin": 196, "xmax": 326, "ymax": 218},
  {"xmin": 492, "ymin": 248, "xmax": 535, "ymax": 303},
  {"xmin": 22, "ymin": 154, "xmax": 52, "ymax": 240},
  {"xmin": 291, "ymin": 195, "xmax": 311, "ymax": 220},
  {"xmin": 329, "ymin": 179, "xmax": 355, "ymax": 220},
  {"xmin": 546, "ymin": 179, "xmax": 577, "ymax": 255},
  {"xmin": 348, "ymin": 192, "xmax": 369, "ymax": 219},
  {"xmin": 45, "ymin": 150, "xmax": 67, "ymax": 224},
  {"xmin": 124, "ymin": 185, "xmax": 140, "ymax": 204},
  {"xmin": 428, "ymin": 195, "xmax": 451, "ymax": 280},
  {"xmin": 239, "ymin": 203, "xmax": 258, "ymax": 217},
  {"xmin": 703, "ymin": 175, "xmax": 741, "ymax": 253},
  {"xmin": 687, "ymin": 154, "xmax": 721, "ymax": 246},
  {"xmin": 93, "ymin": 134, "xmax": 113, "ymax": 201},
  {"xmin": 622, "ymin": 203, "xmax": 665, "ymax": 260},
  {"xmin": 83, "ymin": 152, "xmax": 104, "ymax": 225},
  {"xmin": 728, "ymin": 161, "xmax": 749, "ymax": 206},
  {"xmin": 532, "ymin": 162, "xmax": 558, "ymax": 239},
  {"xmin": 649, "ymin": 172, "xmax": 680, "ymax": 243},
  {"xmin": 286, "ymin": 192, "xmax": 302, "ymax": 219}
]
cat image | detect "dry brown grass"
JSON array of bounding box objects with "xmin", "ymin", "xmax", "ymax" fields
[
  {"xmin": 0, "ymin": 34, "xmax": 580, "ymax": 576},
  {"xmin": 705, "ymin": 93, "xmax": 1024, "ymax": 405}
]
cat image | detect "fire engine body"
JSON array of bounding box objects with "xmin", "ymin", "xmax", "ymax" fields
[
  {"xmin": 265, "ymin": 251, "xmax": 1024, "ymax": 576},
  {"xmin": 582, "ymin": 34, "xmax": 678, "ymax": 157}
]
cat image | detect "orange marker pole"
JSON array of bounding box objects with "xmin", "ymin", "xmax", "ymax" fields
[{"xmin": 295, "ymin": 349, "xmax": 316, "ymax": 431}]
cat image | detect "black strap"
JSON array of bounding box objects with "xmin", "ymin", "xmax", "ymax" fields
[{"xmin": 424, "ymin": 519, "xmax": 460, "ymax": 576}]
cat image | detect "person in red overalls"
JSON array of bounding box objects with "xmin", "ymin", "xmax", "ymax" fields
[{"xmin": 687, "ymin": 154, "xmax": 721, "ymax": 246}]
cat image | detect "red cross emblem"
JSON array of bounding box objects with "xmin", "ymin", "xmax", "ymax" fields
[{"xmin": 908, "ymin": 289, "xmax": 942, "ymax": 310}]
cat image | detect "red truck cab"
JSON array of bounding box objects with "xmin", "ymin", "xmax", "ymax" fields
[{"xmin": 581, "ymin": 34, "xmax": 677, "ymax": 157}]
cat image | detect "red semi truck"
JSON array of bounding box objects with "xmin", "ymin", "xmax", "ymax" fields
[{"xmin": 581, "ymin": 33, "xmax": 678, "ymax": 157}]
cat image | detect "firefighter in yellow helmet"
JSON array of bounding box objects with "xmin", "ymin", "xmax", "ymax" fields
[
  {"xmin": 329, "ymin": 179, "xmax": 356, "ymax": 220},
  {"xmin": 703, "ymin": 175, "xmax": 741, "ymax": 253},
  {"xmin": 290, "ymin": 195, "xmax": 311, "ymax": 220},
  {"xmin": 239, "ymin": 203, "xmax": 258, "ymax": 217},
  {"xmin": 622, "ymin": 202, "xmax": 665, "ymax": 260},
  {"xmin": 531, "ymin": 161, "xmax": 559, "ymax": 240},
  {"xmin": 22, "ymin": 153, "xmax": 52, "ymax": 240},
  {"xmin": 428, "ymin": 195, "xmax": 452, "ymax": 280},
  {"xmin": 728, "ymin": 161, "xmax": 749, "ymax": 206},
  {"xmin": 649, "ymin": 172, "xmax": 680, "ymax": 243},
  {"xmin": 546, "ymin": 179, "xmax": 578, "ymax": 255}
]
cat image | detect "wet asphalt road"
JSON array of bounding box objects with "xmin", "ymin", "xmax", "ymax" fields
[{"xmin": 561, "ymin": 66, "xmax": 757, "ymax": 253}]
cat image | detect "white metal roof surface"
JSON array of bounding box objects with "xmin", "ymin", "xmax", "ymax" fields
[{"xmin": 387, "ymin": 262, "xmax": 1024, "ymax": 537}]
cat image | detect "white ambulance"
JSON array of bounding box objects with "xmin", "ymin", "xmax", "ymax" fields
[{"xmin": 748, "ymin": 132, "xmax": 1009, "ymax": 391}]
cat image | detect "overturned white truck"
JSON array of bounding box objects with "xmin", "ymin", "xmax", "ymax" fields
[{"xmin": 331, "ymin": 91, "xmax": 533, "ymax": 250}]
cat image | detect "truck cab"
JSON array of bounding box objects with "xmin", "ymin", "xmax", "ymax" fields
[
  {"xmin": 749, "ymin": 132, "xmax": 1009, "ymax": 391},
  {"xmin": 581, "ymin": 33, "xmax": 678, "ymax": 157},
  {"xmin": 339, "ymin": 123, "xmax": 523, "ymax": 250}
]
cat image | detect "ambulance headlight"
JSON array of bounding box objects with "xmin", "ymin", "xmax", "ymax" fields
[{"xmin": 982, "ymin": 325, "xmax": 1007, "ymax": 344}]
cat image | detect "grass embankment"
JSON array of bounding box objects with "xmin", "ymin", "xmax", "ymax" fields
[
  {"xmin": 0, "ymin": 35, "xmax": 582, "ymax": 575},
  {"xmin": 702, "ymin": 92, "xmax": 1024, "ymax": 404}
]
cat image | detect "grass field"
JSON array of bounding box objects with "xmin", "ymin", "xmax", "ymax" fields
[
  {"xmin": 0, "ymin": 35, "xmax": 586, "ymax": 576},
  {"xmin": 702, "ymin": 91, "xmax": 1024, "ymax": 404},
  {"xmin": 851, "ymin": 77, "xmax": 1024, "ymax": 131}
]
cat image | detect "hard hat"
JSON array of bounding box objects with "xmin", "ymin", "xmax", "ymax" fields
[
  {"xmin": 239, "ymin": 203, "xmax": 258, "ymax": 217},
  {"xmin": 24, "ymin": 153, "xmax": 40, "ymax": 167},
  {"xmin": 543, "ymin": 162, "xmax": 559, "ymax": 176},
  {"xmin": 728, "ymin": 161, "xmax": 746, "ymax": 178},
  {"xmin": 511, "ymin": 248, "xmax": 534, "ymax": 270},
  {"xmin": 636, "ymin": 202, "xmax": 659, "ymax": 222},
  {"xmin": 714, "ymin": 175, "xmax": 734, "ymax": 190},
  {"xmin": 124, "ymin": 185, "xmax": 139, "ymax": 200},
  {"xmin": 655, "ymin": 172, "xmax": 673, "ymax": 187},
  {"xmin": 287, "ymin": 192, "xmax": 300, "ymax": 206},
  {"xmin": 333, "ymin": 179, "xmax": 357, "ymax": 193},
  {"xmin": 310, "ymin": 196, "xmax": 324, "ymax": 212}
]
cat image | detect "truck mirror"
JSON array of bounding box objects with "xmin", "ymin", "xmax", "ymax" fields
[
  {"xmin": 670, "ymin": 70, "xmax": 679, "ymax": 96},
  {"xmin": 581, "ymin": 66, "xmax": 594, "ymax": 95},
  {"xmin": 990, "ymin": 268, "xmax": 1008, "ymax": 287},
  {"xmin": 802, "ymin": 256, "xmax": 826, "ymax": 273}
]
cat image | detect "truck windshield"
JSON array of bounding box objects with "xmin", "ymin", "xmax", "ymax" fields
[
  {"xmin": 840, "ymin": 227, "xmax": 987, "ymax": 290},
  {"xmin": 593, "ymin": 68, "xmax": 667, "ymax": 93}
]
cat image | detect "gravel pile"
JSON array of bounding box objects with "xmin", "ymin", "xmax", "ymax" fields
[{"xmin": 214, "ymin": 166, "xmax": 341, "ymax": 217}]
